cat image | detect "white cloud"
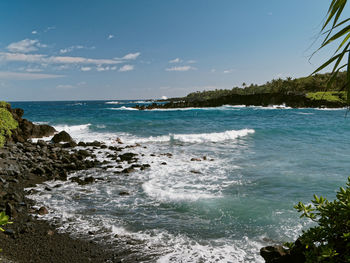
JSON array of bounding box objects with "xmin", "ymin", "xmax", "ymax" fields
[
  {"xmin": 107, "ymin": 34, "xmax": 114, "ymax": 40},
  {"xmin": 0, "ymin": 52, "xmax": 122, "ymax": 65},
  {"xmin": 56, "ymin": 84, "xmax": 75, "ymax": 89},
  {"xmin": 60, "ymin": 45, "xmax": 83, "ymax": 54},
  {"xmin": 121, "ymin": 52, "xmax": 140, "ymax": 60},
  {"xmin": 211, "ymin": 69, "xmax": 216, "ymax": 73},
  {"xmin": 169, "ymin": 58, "xmax": 182, "ymax": 63},
  {"xmin": 187, "ymin": 60, "xmax": 196, "ymax": 64},
  {"xmin": 6, "ymin": 39, "xmax": 45, "ymax": 53},
  {"xmin": 25, "ymin": 68, "xmax": 43, "ymax": 73},
  {"xmin": 165, "ymin": 66, "xmax": 196, "ymax": 72},
  {"xmin": 119, "ymin": 65, "xmax": 134, "ymax": 72},
  {"xmin": 31, "ymin": 30, "xmax": 38, "ymax": 35},
  {"xmin": 44, "ymin": 26, "xmax": 56, "ymax": 32},
  {"xmin": 59, "ymin": 45, "xmax": 95, "ymax": 54},
  {"xmin": 81, "ymin": 67, "xmax": 92, "ymax": 71},
  {"xmin": 96, "ymin": 65, "xmax": 118, "ymax": 71},
  {"xmin": 223, "ymin": 69, "xmax": 235, "ymax": 74},
  {"xmin": 0, "ymin": 71, "xmax": 63, "ymax": 80}
]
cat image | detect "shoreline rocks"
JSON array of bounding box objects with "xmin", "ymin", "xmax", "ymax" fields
[{"xmin": 134, "ymin": 92, "xmax": 347, "ymax": 110}]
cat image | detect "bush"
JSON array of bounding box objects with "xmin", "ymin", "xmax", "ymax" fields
[
  {"xmin": 0, "ymin": 101, "xmax": 18, "ymax": 147},
  {"xmin": 293, "ymin": 176, "xmax": 350, "ymax": 262},
  {"xmin": 0, "ymin": 211, "xmax": 11, "ymax": 252}
]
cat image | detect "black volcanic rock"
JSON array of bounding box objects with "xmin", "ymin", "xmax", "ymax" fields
[{"xmin": 51, "ymin": 131, "xmax": 74, "ymax": 144}]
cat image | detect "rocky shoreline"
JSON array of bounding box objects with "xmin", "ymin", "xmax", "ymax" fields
[
  {"xmin": 135, "ymin": 92, "xmax": 347, "ymax": 110},
  {"xmin": 0, "ymin": 104, "xmax": 157, "ymax": 262}
]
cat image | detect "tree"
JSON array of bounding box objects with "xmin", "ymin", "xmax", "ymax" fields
[{"xmin": 312, "ymin": 0, "xmax": 350, "ymax": 104}]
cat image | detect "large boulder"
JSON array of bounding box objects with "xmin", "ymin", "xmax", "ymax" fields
[
  {"xmin": 260, "ymin": 240, "xmax": 306, "ymax": 263},
  {"xmin": 51, "ymin": 131, "xmax": 74, "ymax": 143},
  {"xmin": 9, "ymin": 106, "xmax": 56, "ymax": 142}
]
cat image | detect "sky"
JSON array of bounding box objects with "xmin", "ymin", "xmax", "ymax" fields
[{"xmin": 0, "ymin": 0, "xmax": 345, "ymax": 101}]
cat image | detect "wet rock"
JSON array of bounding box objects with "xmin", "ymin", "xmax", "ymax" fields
[
  {"xmin": 86, "ymin": 141, "xmax": 101, "ymax": 147},
  {"xmin": 191, "ymin": 158, "xmax": 201, "ymax": 161},
  {"xmin": 38, "ymin": 206, "xmax": 49, "ymax": 215},
  {"xmin": 4, "ymin": 229, "xmax": 15, "ymax": 237},
  {"xmin": 78, "ymin": 141, "xmax": 87, "ymax": 147},
  {"xmin": 51, "ymin": 131, "xmax": 74, "ymax": 143},
  {"xmin": 190, "ymin": 170, "xmax": 201, "ymax": 174},
  {"xmin": 62, "ymin": 141, "xmax": 78, "ymax": 148},
  {"xmin": 84, "ymin": 177, "xmax": 95, "ymax": 184},
  {"xmin": 6, "ymin": 203, "xmax": 17, "ymax": 218},
  {"xmin": 161, "ymin": 162, "xmax": 167, "ymax": 165},
  {"xmin": 140, "ymin": 164, "xmax": 151, "ymax": 170},
  {"xmin": 119, "ymin": 152, "xmax": 137, "ymax": 162},
  {"xmin": 36, "ymin": 140, "xmax": 47, "ymax": 147},
  {"xmin": 116, "ymin": 137, "xmax": 123, "ymax": 144},
  {"xmin": 121, "ymin": 167, "xmax": 135, "ymax": 174},
  {"xmin": 77, "ymin": 149, "xmax": 90, "ymax": 158},
  {"xmin": 32, "ymin": 167, "xmax": 45, "ymax": 175},
  {"xmin": 118, "ymin": 191, "xmax": 130, "ymax": 196}
]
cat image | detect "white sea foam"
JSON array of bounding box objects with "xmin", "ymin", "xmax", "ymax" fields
[
  {"xmin": 33, "ymin": 121, "xmax": 49, "ymax": 125},
  {"xmin": 132, "ymin": 100, "xmax": 150, "ymax": 104},
  {"xmin": 145, "ymin": 105, "xmax": 241, "ymax": 111},
  {"xmin": 108, "ymin": 106, "xmax": 139, "ymax": 111},
  {"xmin": 296, "ymin": 112, "xmax": 314, "ymax": 115},
  {"xmin": 315, "ymin": 107, "xmax": 347, "ymax": 111},
  {"xmin": 54, "ymin": 124, "xmax": 91, "ymax": 133},
  {"xmin": 27, "ymin": 176, "xmax": 264, "ymax": 263},
  {"xmin": 105, "ymin": 101, "xmax": 120, "ymax": 104},
  {"xmin": 130, "ymin": 129, "xmax": 255, "ymax": 144},
  {"xmin": 251, "ymin": 104, "xmax": 292, "ymax": 110}
]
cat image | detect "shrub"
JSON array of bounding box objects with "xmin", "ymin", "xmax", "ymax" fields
[
  {"xmin": 293, "ymin": 176, "xmax": 350, "ymax": 262},
  {"xmin": 0, "ymin": 102, "xmax": 18, "ymax": 147},
  {"xmin": 0, "ymin": 211, "xmax": 11, "ymax": 252}
]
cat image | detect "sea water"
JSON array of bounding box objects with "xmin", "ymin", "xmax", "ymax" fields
[{"xmin": 11, "ymin": 100, "xmax": 350, "ymax": 262}]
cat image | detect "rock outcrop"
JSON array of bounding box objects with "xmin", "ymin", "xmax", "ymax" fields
[{"xmin": 8, "ymin": 106, "xmax": 56, "ymax": 143}]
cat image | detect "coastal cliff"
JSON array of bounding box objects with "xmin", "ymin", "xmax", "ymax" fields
[{"xmin": 136, "ymin": 92, "xmax": 346, "ymax": 110}]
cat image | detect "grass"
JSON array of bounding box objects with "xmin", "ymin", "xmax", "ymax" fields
[
  {"xmin": 0, "ymin": 101, "xmax": 18, "ymax": 147},
  {"xmin": 306, "ymin": 91, "xmax": 347, "ymax": 103}
]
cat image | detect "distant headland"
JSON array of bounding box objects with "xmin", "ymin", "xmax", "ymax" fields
[{"xmin": 135, "ymin": 72, "xmax": 348, "ymax": 110}]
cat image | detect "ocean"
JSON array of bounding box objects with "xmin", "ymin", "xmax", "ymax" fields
[{"xmin": 10, "ymin": 100, "xmax": 350, "ymax": 262}]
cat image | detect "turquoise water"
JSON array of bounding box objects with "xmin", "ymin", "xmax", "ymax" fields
[{"xmin": 12, "ymin": 101, "xmax": 350, "ymax": 262}]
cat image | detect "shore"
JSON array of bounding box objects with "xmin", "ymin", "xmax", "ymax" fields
[
  {"xmin": 135, "ymin": 92, "xmax": 347, "ymax": 110},
  {"xmin": 0, "ymin": 139, "xmax": 124, "ymax": 263}
]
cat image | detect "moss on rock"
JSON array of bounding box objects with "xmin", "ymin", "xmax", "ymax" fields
[{"xmin": 0, "ymin": 101, "xmax": 18, "ymax": 147}]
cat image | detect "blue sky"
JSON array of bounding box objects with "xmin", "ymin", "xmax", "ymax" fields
[{"xmin": 0, "ymin": 0, "xmax": 342, "ymax": 101}]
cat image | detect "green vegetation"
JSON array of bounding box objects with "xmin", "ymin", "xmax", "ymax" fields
[
  {"xmin": 291, "ymin": 177, "xmax": 350, "ymax": 262},
  {"xmin": 0, "ymin": 211, "xmax": 11, "ymax": 252},
  {"xmin": 0, "ymin": 101, "xmax": 18, "ymax": 147},
  {"xmin": 306, "ymin": 91, "xmax": 347, "ymax": 103},
  {"xmin": 183, "ymin": 72, "xmax": 348, "ymax": 102},
  {"xmin": 312, "ymin": 0, "xmax": 350, "ymax": 104}
]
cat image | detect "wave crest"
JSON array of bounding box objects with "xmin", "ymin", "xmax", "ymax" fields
[{"xmin": 131, "ymin": 129, "xmax": 255, "ymax": 144}]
